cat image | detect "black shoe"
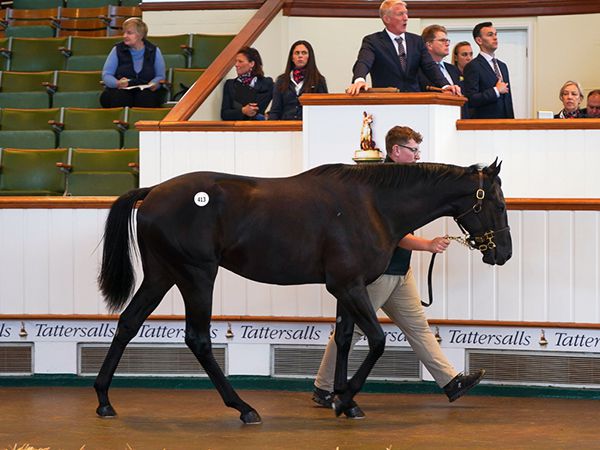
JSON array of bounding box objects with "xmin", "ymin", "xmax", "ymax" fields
[
  {"xmin": 444, "ymin": 369, "xmax": 486, "ymax": 402},
  {"xmin": 312, "ymin": 387, "xmax": 334, "ymax": 408}
]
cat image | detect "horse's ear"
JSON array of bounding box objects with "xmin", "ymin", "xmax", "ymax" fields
[{"xmin": 487, "ymin": 157, "xmax": 501, "ymax": 177}]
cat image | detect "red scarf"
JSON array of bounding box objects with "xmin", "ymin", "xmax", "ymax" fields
[
  {"xmin": 237, "ymin": 72, "xmax": 254, "ymax": 86},
  {"xmin": 292, "ymin": 68, "xmax": 305, "ymax": 84}
]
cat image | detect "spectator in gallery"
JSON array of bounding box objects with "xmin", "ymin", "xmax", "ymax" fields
[
  {"xmin": 583, "ymin": 89, "xmax": 600, "ymax": 118},
  {"xmin": 101, "ymin": 18, "xmax": 166, "ymax": 108},
  {"xmin": 451, "ymin": 41, "xmax": 473, "ymax": 78},
  {"xmin": 554, "ymin": 80, "xmax": 585, "ymax": 119},
  {"xmin": 269, "ymin": 40, "xmax": 328, "ymax": 120},
  {"xmin": 221, "ymin": 46, "xmax": 273, "ymax": 121}
]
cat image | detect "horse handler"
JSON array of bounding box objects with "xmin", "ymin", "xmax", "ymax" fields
[{"xmin": 312, "ymin": 126, "xmax": 485, "ymax": 413}]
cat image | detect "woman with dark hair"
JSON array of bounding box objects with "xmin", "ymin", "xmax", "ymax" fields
[
  {"xmin": 221, "ymin": 47, "xmax": 273, "ymax": 120},
  {"xmin": 269, "ymin": 40, "xmax": 328, "ymax": 120}
]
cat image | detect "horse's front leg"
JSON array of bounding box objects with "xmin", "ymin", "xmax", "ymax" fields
[
  {"xmin": 328, "ymin": 280, "xmax": 386, "ymax": 418},
  {"xmin": 332, "ymin": 303, "xmax": 365, "ymax": 419}
]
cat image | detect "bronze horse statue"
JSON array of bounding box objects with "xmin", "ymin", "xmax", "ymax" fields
[{"xmin": 94, "ymin": 160, "xmax": 511, "ymax": 423}]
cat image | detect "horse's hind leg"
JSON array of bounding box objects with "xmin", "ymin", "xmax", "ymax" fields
[
  {"xmin": 94, "ymin": 274, "xmax": 173, "ymax": 417},
  {"xmin": 177, "ymin": 264, "xmax": 261, "ymax": 424}
]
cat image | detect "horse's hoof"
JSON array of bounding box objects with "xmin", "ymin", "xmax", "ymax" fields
[
  {"xmin": 343, "ymin": 404, "xmax": 366, "ymax": 419},
  {"xmin": 240, "ymin": 409, "xmax": 262, "ymax": 425},
  {"xmin": 96, "ymin": 404, "xmax": 117, "ymax": 418},
  {"xmin": 332, "ymin": 397, "xmax": 365, "ymax": 419}
]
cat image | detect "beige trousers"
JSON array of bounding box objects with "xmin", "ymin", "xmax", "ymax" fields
[{"xmin": 314, "ymin": 268, "xmax": 457, "ymax": 391}]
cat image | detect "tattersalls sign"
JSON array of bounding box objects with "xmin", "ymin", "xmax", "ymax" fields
[
  {"xmin": 1, "ymin": 320, "xmax": 600, "ymax": 352},
  {"xmin": 2, "ymin": 320, "xmax": 600, "ymax": 377}
]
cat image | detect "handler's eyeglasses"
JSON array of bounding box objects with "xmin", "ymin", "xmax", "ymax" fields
[{"xmin": 396, "ymin": 143, "xmax": 420, "ymax": 154}]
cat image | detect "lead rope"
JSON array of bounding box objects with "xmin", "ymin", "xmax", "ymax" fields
[{"xmin": 421, "ymin": 234, "xmax": 474, "ymax": 307}]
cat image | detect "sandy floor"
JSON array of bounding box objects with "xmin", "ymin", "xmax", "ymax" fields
[{"xmin": 1, "ymin": 387, "xmax": 599, "ymax": 450}]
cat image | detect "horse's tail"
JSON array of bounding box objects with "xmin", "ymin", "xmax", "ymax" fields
[{"xmin": 98, "ymin": 187, "xmax": 153, "ymax": 313}]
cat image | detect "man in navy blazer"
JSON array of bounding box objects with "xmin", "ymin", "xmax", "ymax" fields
[
  {"xmin": 346, "ymin": 0, "xmax": 460, "ymax": 96},
  {"xmin": 463, "ymin": 22, "xmax": 514, "ymax": 119},
  {"xmin": 417, "ymin": 24, "xmax": 468, "ymax": 117}
]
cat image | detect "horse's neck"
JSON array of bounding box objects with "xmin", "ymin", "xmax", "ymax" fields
[{"xmin": 378, "ymin": 176, "xmax": 470, "ymax": 239}]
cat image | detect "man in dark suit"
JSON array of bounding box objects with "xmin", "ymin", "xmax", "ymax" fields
[
  {"xmin": 463, "ymin": 21, "xmax": 514, "ymax": 119},
  {"xmin": 417, "ymin": 25, "xmax": 467, "ymax": 118},
  {"xmin": 346, "ymin": 0, "xmax": 460, "ymax": 96}
]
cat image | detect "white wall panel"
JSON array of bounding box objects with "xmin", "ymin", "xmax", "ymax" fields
[
  {"xmin": 73, "ymin": 209, "xmax": 103, "ymax": 314},
  {"xmin": 521, "ymin": 211, "xmax": 547, "ymax": 320},
  {"xmin": 497, "ymin": 210, "xmax": 522, "ymax": 320},
  {"xmin": 23, "ymin": 210, "xmax": 49, "ymax": 314},
  {"xmin": 49, "ymin": 209, "xmax": 74, "ymax": 314},
  {"xmin": 573, "ymin": 212, "xmax": 599, "ymax": 322},
  {"xmin": 547, "ymin": 211, "xmax": 572, "ymax": 321},
  {"xmin": 0, "ymin": 210, "xmax": 24, "ymax": 313}
]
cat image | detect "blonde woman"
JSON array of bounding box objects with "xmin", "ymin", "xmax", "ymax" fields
[
  {"xmin": 101, "ymin": 17, "xmax": 166, "ymax": 108},
  {"xmin": 555, "ymin": 80, "xmax": 585, "ymax": 118}
]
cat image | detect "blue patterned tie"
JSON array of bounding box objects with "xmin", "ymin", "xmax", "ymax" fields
[{"xmin": 395, "ymin": 36, "xmax": 407, "ymax": 71}]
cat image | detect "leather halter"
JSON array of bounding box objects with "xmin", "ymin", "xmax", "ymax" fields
[
  {"xmin": 422, "ymin": 169, "xmax": 509, "ymax": 307},
  {"xmin": 453, "ymin": 169, "xmax": 510, "ymax": 252}
]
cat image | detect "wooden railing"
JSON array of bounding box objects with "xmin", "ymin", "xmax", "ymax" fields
[
  {"xmin": 457, "ymin": 119, "xmax": 600, "ymax": 130},
  {"xmin": 142, "ymin": 0, "xmax": 600, "ymax": 18},
  {"xmin": 2, "ymin": 197, "xmax": 600, "ymax": 210}
]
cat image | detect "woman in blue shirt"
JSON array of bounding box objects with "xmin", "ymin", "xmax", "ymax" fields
[{"xmin": 100, "ymin": 18, "xmax": 166, "ymax": 108}]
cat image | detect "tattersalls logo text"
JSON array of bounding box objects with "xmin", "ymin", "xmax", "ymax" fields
[
  {"xmin": 239, "ymin": 324, "xmax": 321, "ymax": 341},
  {"xmin": 448, "ymin": 329, "xmax": 531, "ymax": 346}
]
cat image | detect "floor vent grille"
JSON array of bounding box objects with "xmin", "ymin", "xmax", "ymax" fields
[
  {"xmin": 0, "ymin": 344, "xmax": 33, "ymax": 375},
  {"xmin": 79, "ymin": 344, "xmax": 226, "ymax": 377},
  {"xmin": 272, "ymin": 345, "xmax": 420, "ymax": 380},
  {"xmin": 468, "ymin": 350, "xmax": 600, "ymax": 387}
]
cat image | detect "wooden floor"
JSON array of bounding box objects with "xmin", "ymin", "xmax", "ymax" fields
[{"xmin": 1, "ymin": 386, "xmax": 598, "ymax": 449}]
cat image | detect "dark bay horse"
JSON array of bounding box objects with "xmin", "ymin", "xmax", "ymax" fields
[{"xmin": 95, "ymin": 160, "xmax": 511, "ymax": 424}]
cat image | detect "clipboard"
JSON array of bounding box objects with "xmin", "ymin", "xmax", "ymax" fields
[{"xmin": 234, "ymin": 82, "xmax": 258, "ymax": 105}]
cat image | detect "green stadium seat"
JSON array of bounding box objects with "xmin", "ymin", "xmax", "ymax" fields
[
  {"xmin": 119, "ymin": 0, "xmax": 140, "ymax": 6},
  {"xmin": 190, "ymin": 34, "xmax": 234, "ymax": 69},
  {"xmin": 59, "ymin": 147, "xmax": 138, "ymax": 196},
  {"xmin": 49, "ymin": 70, "xmax": 103, "ymax": 108},
  {"xmin": 55, "ymin": 107, "xmax": 123, "ymax": 149},
  {"xmin": 3, "ymin": 8, "xmax": 58, "ymax": 38},
  {"xmin": 0, "ymin": 38, "xmax": 11, "ymax": 71},
  {"xmin": 0, "ymin": 107, "xmax": 60, "ymax": 148},
  {"xmin": 106, "ymin": 5, "xmax": 141, "ymax": 36},
  {"xmin": 120, "ymin": 107, "xmax": 170, "ymax": 148},
  {"xmin": 149, "ymin": 34, "xmax": 192, "ymax": 69},
  {"xmin": 168, "ymin": 67, "xmax": 205, "ymax": 102},
  {"xmin": 0, "ymin": 70, "xmax": 53, "ymax": 108},
  {"xmin": 4, "ymin": 24, "xmax": 56, "ymax": 38},
  {"xmin": 56, "ymin": 18, "xmax": 108, "ymax": 37},
  {"xmin": 66, "ymin": 0, "xmax": 118, "ymax": 7},
  {"xmin": 12, "ymin": 0, "xmax": 63, "ymax": 9},
  {"xmin": 7, "ymin": 37, "xmax": 68, "ymax": 71},
  {"xmin": 63, "ymin": 35, "xmax": 120, "ymax": 71},
  {"xmin": 0, "ymin": 147, "xmax": 67, "ymax": 196}
]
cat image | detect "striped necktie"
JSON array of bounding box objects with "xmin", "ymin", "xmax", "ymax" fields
[
  {"xmin": 492, "ymin": 57, "xmax": 503, "ymax": 81},
  {"xmin": 439, "ymin": 62, "xmax": 453, "ymax": 84},
  {"xmin": 395, "ymin": 36, "xmax": 407, "ymax": 71}
]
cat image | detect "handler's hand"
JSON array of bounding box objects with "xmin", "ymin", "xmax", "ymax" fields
[
  {"xmin": 429, "ymin": 236, "xmax": 450, "ymax": 253},
  {"xmin": 346, "ymin": 81, "xmax": 367, "ymax": 96}
]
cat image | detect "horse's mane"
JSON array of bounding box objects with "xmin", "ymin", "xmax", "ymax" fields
[{"xmin": 307, "ymin": 162, "xmax": 477, "ymax": 189}]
